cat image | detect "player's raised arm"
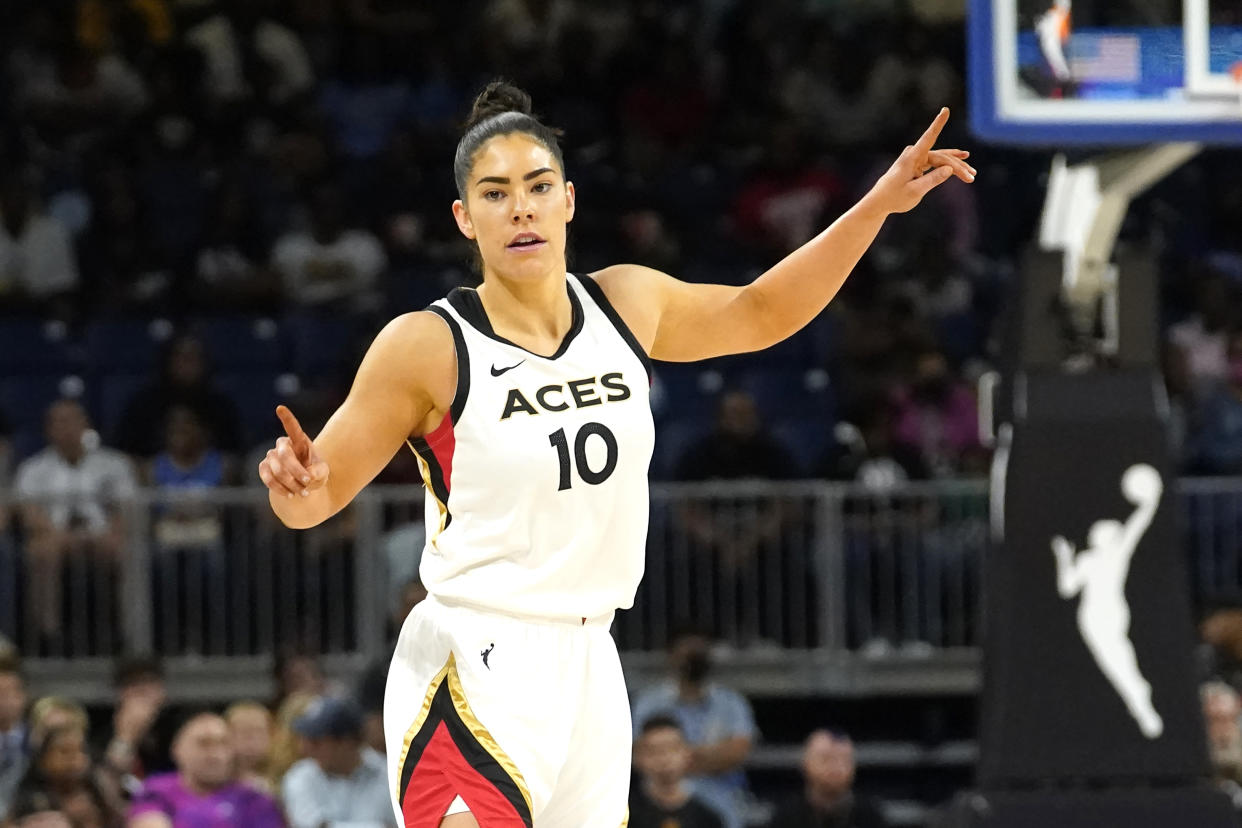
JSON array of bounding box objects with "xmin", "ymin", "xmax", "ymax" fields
[
  {"xmin": 259, "ymin": 311, "xmax": 455, "ymax": 529},
  {"xmin": 593, "ymin": 108, "xmax": 976, "ymax": 363}
]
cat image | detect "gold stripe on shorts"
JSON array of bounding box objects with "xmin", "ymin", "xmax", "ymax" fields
[{"xmin": 445, "ymin": 654, "xmax": 535, "ymax": 816}]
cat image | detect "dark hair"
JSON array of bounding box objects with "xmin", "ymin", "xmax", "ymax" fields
[
  {"xmin": 639, "ymin": 714, "xmax": 683, "ymax": 737},
  {"xmin": 113, "ymin": 656, "xmax": 164, "ymax": 689},
  {"xmin": 453, "ymin": 80, "xmax": 565, "ymax": 201},
  {"xmin": 0, "ymin": 653, "xmax": 21, "ymax": 677},
  {"xmin": 172, "ymin": 705, "xmax": 224, "ymax": 742}
]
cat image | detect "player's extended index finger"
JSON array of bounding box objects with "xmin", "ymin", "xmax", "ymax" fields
[
  {"xmin": 915, "ymin": 107, "xmax": 951, "ymax": 154},
  {"xmin": 275, "ymin": 404, "xmax": 310, "ymax": 448}
]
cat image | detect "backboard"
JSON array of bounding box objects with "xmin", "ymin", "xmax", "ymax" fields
[{"xmin": 969, "ymin": 0, "xmax": 1242, "ymax": 145}]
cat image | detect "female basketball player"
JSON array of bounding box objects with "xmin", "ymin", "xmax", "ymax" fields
[{"xmin": 259, "ymin": 82, "xmax": 975, "ymax": 828}]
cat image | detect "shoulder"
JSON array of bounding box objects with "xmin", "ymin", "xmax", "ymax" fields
[
  {"xmin": 588, "ymin": 264, "xmax": 667, "ymax": 303},
  {"xmin": 282, "ymin": 757, "xmax": 319, "ymax": 786},
  {"xmin": 360, "ymin": 310, "xmax": 457, "ymax": 387},
  {"xmin": 93, "ymin": 447, "xmax": 135, "ymax": 469},
  {"xmin": 14, "ymin": 450, "xmax": 54, "ymax": 484},
  {"xmin": 362, "ymin": 748, "xmax": 387, "ymax": 773}
]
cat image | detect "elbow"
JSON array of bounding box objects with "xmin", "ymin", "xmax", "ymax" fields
[{"xmin": 269, "ymin": 494, "xmax": 329, "ymax": 530}]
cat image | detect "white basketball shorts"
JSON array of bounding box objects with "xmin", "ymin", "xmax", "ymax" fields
[{"xmin": 383, "ymin": 595, "xmax": 631, "ymax": 827}]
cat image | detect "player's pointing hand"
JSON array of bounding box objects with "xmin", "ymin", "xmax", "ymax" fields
[
  {"xmin": 258, "ymin": 405, "xmax": 331, "ymax": 498},
  {"xmin": 866, "ymin": 108, "xmax": 976, "ymax": 216}
]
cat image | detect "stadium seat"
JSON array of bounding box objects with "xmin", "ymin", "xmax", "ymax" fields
[
  {"xmin": 770, "ymin": 418, "xmax": 833, "ymax": 478},
  {"xmin": 651, "ymin": 363, "xmax": 723, "ymax": 423},
  {"xmin": 93, "ymin": 373, "xmax": 148, "ymax": 440},
  {"xmin": 731, "ymin": 367, "xmax": 837, "ymax": 424},
  {"xmin": 83, "ymin": 318, "xmax": 172, "ymax": 372},
  {"xmin": 214, "ymin": 372, "xmax": 289, "ymax": 449},
  {"xmin": 651, "ymin": 416, "xmax": 711, "ymax": 480},
  {"xmin": 0, "ymin": 318, "xmax": 81, "ymax": 375},
  {"xmin": 195, "ymin": 315, "xmax": 284, "ymax": 371},
  {"xmin": 283, "ymin": 311, "xmax": 358, "ymax": 378}
]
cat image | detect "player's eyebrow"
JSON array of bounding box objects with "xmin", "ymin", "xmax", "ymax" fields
[{"xmin": 475, "ymin": 167, "xmax": 557, "ymax": 186}]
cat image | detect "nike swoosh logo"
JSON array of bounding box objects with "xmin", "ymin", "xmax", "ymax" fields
[{"xmin": 490, "ymin": 360, "xmax": 526, "ymax": 377}]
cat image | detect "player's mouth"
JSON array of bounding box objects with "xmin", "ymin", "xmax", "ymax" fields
[{"xmin": 506, "ymin": 231, "xmax": 547, "ymax": 253}]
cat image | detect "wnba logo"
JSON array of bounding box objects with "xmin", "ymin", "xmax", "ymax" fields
[{"xmin": 1050, "ymin": 464, "xmax": 1164, "ymax": 739}]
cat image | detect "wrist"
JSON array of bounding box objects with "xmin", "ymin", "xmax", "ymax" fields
[{"xmin": 855, "ymin": 191, "xmax": 892, "ymax": 221}]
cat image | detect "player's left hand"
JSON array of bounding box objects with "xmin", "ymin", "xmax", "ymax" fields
[{"xmin": 866, "ymin": 108, "xmax": 975, "ymax": 215}]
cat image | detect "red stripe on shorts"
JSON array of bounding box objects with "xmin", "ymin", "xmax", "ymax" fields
[{"xmin": 401, "ymin": 722, "xmax": 528, "ymax": 828}]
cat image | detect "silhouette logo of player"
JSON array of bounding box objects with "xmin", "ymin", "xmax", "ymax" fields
[
  {"xmin": 1051, "ymin": 463, "xmax": 1164, "ymax": 739},
  {"xmin": 481, "ymin": 643, "xmax": 495, "ymax": 670}
]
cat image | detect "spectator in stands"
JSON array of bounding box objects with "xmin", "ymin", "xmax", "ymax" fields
[
  {"xmin": 822, "ymin": 406, "xmax": 929, "ymax": 490},
  {"xmin": 126, "ymin": 710, "xmax": 283, "ymax": 828},
  {"xmin": 890, "ymin": 348, "xmax": 981, "ymax": 478},
  {"xmin": 272, "ymin": 651, "xmax": 327, "ymax": 713},
  {"xmin": 0, "ymin": 658, "xmax": 29, "ymax": 818},
  {"xmin": 14, "ymin": 399, "xmax": 136, "ymax": 653},
  {"xmin": 26, "ymin": 699, "xmax": 87, "ymax": 755},
  {"xmin": 631, "ymin": 631, "xmax": 758, "ymax": 828},
  {"xmin": 192, "ymin": 176, "xmax": 281, "ymax": 312},
  {"xmin": 1203, "ymin": 681, "xmax": 1242, "ymax": 809},
  {"xmin": 102, "ymin": 658, "xmax": 170, "ymax": 787},
  {"xmin": 0, "ymin": 407, "xmax": 15, "ymax": 643},
  {"xmin": 10, "ymin": 39, "xmax": 148, "ymax": 155},
  {"xmin": 6, "ymin": 724, "xmax": 122, "ymax": 828},
  {"xmin": 357, "ymin": 576, "xmax": 428, "ymax": 754},
  {"xmin": 676, "ymin": 391, "xmax": 795, "ymax": 482},
  {"xmin": 630, "ymin": 715, "xmax": 723, "ymax": 828},
  {"xmin": 281, "ymin": 696, "xmax": 392, "ymax": 828},
  {"xmin": 0, "ymin": 168, "xmax": 79, "ymax": 315},
  {"xmin": 266, "ymin": 692, "xmax": 314, "ymax": 791},
  {"xmin": 74, "ymin": 0, "xmax": 174, "ymax": 55},
  {"xmin": 1186, "ymin": 329, "xmax": 1242, "ymax": 476},
  {"xmin": 765, "ymin": 730, "xmax": 888, "ymax": 828},
  {"xmin": 114, "ymin": 334, "xmax": 243, "ymax": 459},
  {"xmin": 223, "ymin": 703, "xmax": 274, "ymax": 795},
  {"xmin": 731, "ymin": 119, "xmax": 844, "ymax": 257},
  {"xmin": 271, "ymin": 182, "xmax": 386, "ymax": 311},
  {"xmin": 1168, "ymin": 270, "xmax": 1236, "ymax": 399},
  {"xmin": 145, "ymin": 406, "xmax": 231, "ymax": 595}
]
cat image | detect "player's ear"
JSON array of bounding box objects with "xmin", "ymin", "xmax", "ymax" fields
[
  {"xmin": 564, "ymin": 181, "xmax": 575, "ymax": 224},
  {"xmin": 452, "ymin": 199, "xmax": 476, "ymax": 240}
]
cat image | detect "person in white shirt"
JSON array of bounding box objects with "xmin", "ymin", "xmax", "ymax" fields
[
  {"xmin": 281, "ymin": 695, "xmax": 395, "ymax": 828},
  {"xmin": 0, "ymin": 170, "xmax": 79, "ymax": 306},
  {"xmin": 14, "ymin": 399, "xmax": 136, "ymax": 652},
  {"xmin": 271, "ymin": 184, "xmax": 386, "ymax": 311}
]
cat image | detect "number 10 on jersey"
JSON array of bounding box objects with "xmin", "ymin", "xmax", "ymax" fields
[{"xmin": 548, "ymin": 423, "xmax": 619, "ymax": 491}]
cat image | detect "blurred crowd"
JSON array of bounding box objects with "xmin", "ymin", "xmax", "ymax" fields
[
  {"xmin": 0, "ymin": 0, "xmax": 1239, "ymax": 488},
  {"xmin": 1, "ymin": 0, "xmax": 1241, "ymax": 823},
  {"xmin": 0, "ymin": 626, "xmax": 896, "ymax": 828}
]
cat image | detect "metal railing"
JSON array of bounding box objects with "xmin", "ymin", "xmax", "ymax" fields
[{"xmin": 2, "ymin": 478, "xmax": 1240, "ymax": 672}]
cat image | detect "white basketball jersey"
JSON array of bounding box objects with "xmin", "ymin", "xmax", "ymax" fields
[{"xmin": 409, "ymin": 273, "xmax": 654, "ymax": 622}]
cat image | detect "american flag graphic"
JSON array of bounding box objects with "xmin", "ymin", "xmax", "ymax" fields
[{"xmin": 1068, "ymin": 34, "xmax": 1142, "ymax": 82}]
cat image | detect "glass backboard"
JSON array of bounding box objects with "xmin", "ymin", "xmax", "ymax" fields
[{"xmin": 969, "ymin": 0, "xmax": 1242, "ymax": 145}]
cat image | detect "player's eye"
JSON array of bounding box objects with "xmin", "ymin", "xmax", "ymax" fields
[
  {"xmin": 533, "ymin": 181, "xmax": 552, "ymax": 194},
  {"xmin": 483, "ymin": 190, "xmax": 504, "ymax": 201}
]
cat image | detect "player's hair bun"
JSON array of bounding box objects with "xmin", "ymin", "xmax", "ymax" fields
[{"xmin": 464, "ymin": 81, "xmax": 533, "ymax": 132}]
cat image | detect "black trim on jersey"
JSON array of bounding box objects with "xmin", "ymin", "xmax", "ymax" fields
[
  {"xmin": 425, "ymin": 305, "xmax": 470, "ymax": 424},
  {"xmin": 408, "ymin": 438, "xmax": 452, "ymax": 528},
  {"xmin": 573, "ymin": 273, "xmax": 653, "ymax": 380},
  {"xmin": 398, "ymin": 681, "xmax": 533, "ymax": 828},
  {"xmin": 445, "ymin": 284, "xmax": 585, "ymax": 360}
]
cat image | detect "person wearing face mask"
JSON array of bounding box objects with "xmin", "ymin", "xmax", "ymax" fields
[
  {"xmin": 890, "ymin": 348, "xmax": 980, "ymax": 478},
  {"xmin": 630, "ymin": 631, "xmax": 758, "ymax": 828},
  {"xmin": 1187, "ymin": 330, "xmax": 1242, "ymax": 476}
]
